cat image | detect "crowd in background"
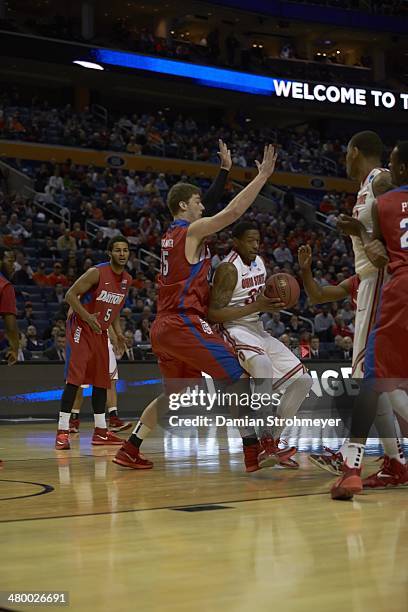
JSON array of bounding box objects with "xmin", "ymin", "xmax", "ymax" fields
[
  {"xmin": 0, "ymin": 93, "xmax": 347, "ymax": 177},
  {"xmin": 0, "ymin": 155, "xmax": 357, "ymax": 362}
]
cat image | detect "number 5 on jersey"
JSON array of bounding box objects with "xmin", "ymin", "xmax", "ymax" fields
[{"xmin": 161, "ymin": 250, "xmax": 169, "ymax": 276}]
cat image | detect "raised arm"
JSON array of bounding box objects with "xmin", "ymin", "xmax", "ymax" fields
[
  {"xmin": 208, "ymin": 262, "xmax": 284, "ymax": 324},
  {"xmin": 187, "ymin": 145, "xmax": 277, "ymax": 246},
  {"xmin": 298, "ymin": 245, "xmax": 350, "ymax": 305},
  {"xmin": 65, "ymin": 267, "xmax": 102, "ymax": 333},
  {"xmin": 202, "ymin": 140, "xmax": 231, "ymax": 216}
]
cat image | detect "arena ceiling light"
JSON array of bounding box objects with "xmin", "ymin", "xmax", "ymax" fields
[
  {"xmin": 73, "ymin": 60, "xmax": 104, "ymax": 70},
  {"xmin": 91, "ymin": 48, "xmax": 274, "ymax": 95}
]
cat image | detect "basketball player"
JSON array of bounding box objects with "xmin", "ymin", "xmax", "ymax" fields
[
  {"xmin": 208, "ymin": 222, "xmax": 313, "ymax": 470},
  {"xmin": 113, "ymin": 145, "xmax": 282, "ymax": 471},
  {"xmin": 0, "ymin": 248, "xmax": 19, "ymax": 467},
  {"xmin": 55, "ymin": 236, "xmax": 131, "ymax": 450},
  {"xmin": 331, "ymin": 140, "xmax": 408, "ymax": 499},
  {"xmin": 310, "ymin": 131, "xmax": 404, "ymax": 475},
  {"xmin": 0, "ymin": 248, "xmax": 19, "ymax": 366},
  {"xmin": 69, "ymin": 332, "xmax": 132, "ymax": 433}
]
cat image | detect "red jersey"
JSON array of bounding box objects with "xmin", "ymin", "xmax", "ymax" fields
[
  {"xmin": 377, "ymin": 186, "xmax": 408, "ymax": 275},
  {"xmin": 0, "ymin": 273, "xmax": 17, "ymax": 315},
  {"xmin": 157, "ymin": 220, "xmax": 211, "ymax": 317},
  {"xmin": 71, "ymin": 262, "xmax": 131, "ymax": 331}
]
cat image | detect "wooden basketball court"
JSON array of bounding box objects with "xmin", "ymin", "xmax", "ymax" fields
[{"xmin": 1, "ymin": 423, "xmax": 407, "ymax": 612}]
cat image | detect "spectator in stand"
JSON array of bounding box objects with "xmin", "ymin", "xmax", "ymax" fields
[
  {"xmin": 332, "ymin": 315, "xmax": 353, "ymax": 338},
  {"xmin": 39, "ymin": 236, "xmax": 58, "ymax": 258},
  {"xmin": 43, "ymin": 332, "xmax": 66, "ymax": 361},
  {"xmin": 26, "ymin": 324, "xmax": 44, "ymax": 352},
  {"xmin": 290, "ymin": 336, "xmax": 301, "ymax": 358},
  {"xmin": 7, "ymin": 213, "xmax": 29, "ymax": 241},
  {"xmin": 273, "ymin": 240, "xmax": 294, "ymax": 264},
  {"xmin": 91, "ymin": 230, "xmax": 108, "ymax": 252},
  {"xmin": 5, "ymin": 332, "xmax": 33, "ymax": 362},
  {"xmin": 309, "ymin": 336, "xmax": 330, "ymax": 359},
  {"xmin": 70, "ymin": 222, "xmax": 88, "ymax": 249},
  {"xmin": 46, "ymin": 262, "xmax": 69, "ymax": 287},
  {"xmin": 265, "ymin": 312, "xmax": 285, "ymax": 338},
  {"xmin": 286, "ymin": 314, "xmax": 304, "ymax": 336},
  {"xmin": 32, "ymin": 262, "xmax": 48, "ymax": 286},
  {"xmin": 338, "ymin": 300, "xmax": 355, "ymax": 325},
  {"xmin": 120, "ymin": 330, "xmax": 142, "ymax": 360},
  {"xmin": 51, "ymin": 282, "xmax": 65, "ymax": 304},
  {"xmin": 314, "ymin": 305, "xmax": 335, "ymax": 342},
  {"xmin": 134, "ymin": 318, "xmax": 152, "ymax": 342},
  {"xmin": 18, "ymin": 301, "xmax": 36, "ymax": 324},
  {"xmin": 339, "ymin": 336, "xmax": 353, "ymax": 361},
  {"xmin": 103, "ymin": 219, "xmax": 121, "ymax": 239},
  {"xmin": 57, "ymin": 228, "xmax": 77, "ymax": 252},
  {"xmin": 13, "ymin": 257, "xmax": 34, "ymax": 285}
]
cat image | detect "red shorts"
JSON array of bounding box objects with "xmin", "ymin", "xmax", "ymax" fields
[
  {"xmin": 65, "ymin": 316, "xmax": 110, "ymax": 389},
  {"xmin": 150, "ymin": 313, "xmax": 244, "ymax": 393},
  {"xmin": 365, "ymin": 271, "xmax": 408, "ymax": 386}
]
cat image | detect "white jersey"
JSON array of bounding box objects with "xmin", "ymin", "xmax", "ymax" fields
[
  {"xmin": 222, "ymin": 251, "xmax": 266, "ymax": 328},
  {"xmin": 351, "ymin": 167, "xmax": 389, "ymax": 278}
]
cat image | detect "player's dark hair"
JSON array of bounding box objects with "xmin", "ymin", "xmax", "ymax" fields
[
  {"xmin": 167, "ymin": 182, "xmax": 201, "ymax": 217},
  {"xmin": 349, "ymin": 131, "xmax": 383, "ymax": 159},
  {"xmin": 232, "ymin": 222, "xmax": 260, "ymax": 239},
  {"xmin": 107, "ymin": 235, "xmax": 130, "ymax": 252},
  {"xmin": 396, "ymin": 141, "xmax": 408, "ymax": 166}
]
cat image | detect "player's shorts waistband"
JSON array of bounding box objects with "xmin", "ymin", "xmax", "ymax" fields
[
  {"xmin": 156, "ymin": 310, "xmax": 207, "ymax": 318},
  {"xmin": 357, "ymin": 269, "xmax": 382, "ymax": 281}
]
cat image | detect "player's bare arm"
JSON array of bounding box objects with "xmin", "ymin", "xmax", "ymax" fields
[
  {"xmin": 298, "ymin": 245, "xmax": 350, "ymax": 304},
  {"xmin": 3, "ymin": 312, "xmax": 19, "ymax": 365},
  {"xmin": 65, "ymin": 267, "xmax": 102, "ymax": 333},
  {"xmin": 371, "ymin": 170, "xmax": 394, "ymax": 198},
  {"xmin": 187, "ymin": 145, "xmax": 277, "ymax": 254},
  {"xmin": 208, "ymin": 262, "xmax": 284, "ymax": 323}
]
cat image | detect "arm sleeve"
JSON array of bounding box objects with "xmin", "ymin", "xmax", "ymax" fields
[
  {"xmin": 0, "ymin": 283, "xmax": 17, "ymax": 315},
  {"xmin": 202, "ymin": 169, "xmax": 229, "ymax": 216}
]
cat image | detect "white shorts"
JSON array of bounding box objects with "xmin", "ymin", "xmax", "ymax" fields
[
  {"xmin": 221, "ymin": 321, "xmax": 305, "ymax": 390},
  {"xmin": 352, "ymin": 268, "xmax": 386, "ymax": 378},
  {"xmin": 108, "ymin": 337, "xmax": 118, "ymax": 381}
]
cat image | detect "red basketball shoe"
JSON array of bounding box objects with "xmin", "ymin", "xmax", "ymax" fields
[
  {"xmin": 363, "ymin": 456, "xmax": 408, "ymax": 489},
  {"xmin": 112, "ymin": 442, "xmax": 153, "ymax": 469},
  {"xmin": 55, "ymin": 430, "xmax": 70, "ymax": 450},
  {"xmin": 258, "ymin": 436, "xmax": 297, "ymax": 469},
  {"xmin": 309, "ymin": 446, "xmax": 343, "ymax": 476},
  {"xmin": 69, "ymin": 417, "xmax": 80, "ymax": 433},
  {"xmin": 108, "ymin": 415, "xmax": 132, "ymax": 432},
  {"xmin": 243, "ymin": 441, "xmax": 261, "ymax": 472},
  {"xmin": 331, "ymin": 463, "xmax": 362, "ymax": 500},
  {"xmin": 92, "ymin": 428, "xmax": 123, "ymax": 446}
]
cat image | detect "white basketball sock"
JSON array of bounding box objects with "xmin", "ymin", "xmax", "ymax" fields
[
  {"xmin": 94, "ymin": 413, "xmax": 107, "ymax": 429},
  {"xmin": 58, "ymin": 412, "xmax": 70, "ymax": 431},
  {"xmin": 343, "ymin": 442, "xmax": 365, "ymax": 470}
]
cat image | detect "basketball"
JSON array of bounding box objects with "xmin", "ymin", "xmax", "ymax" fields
[{"xmin": 264, "ymin": 273, "xmax": 300, "ymax": 308}]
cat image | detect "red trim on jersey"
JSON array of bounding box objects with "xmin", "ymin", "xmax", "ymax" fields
[
  {"xmin": 220, "ymin": 325, "xmax": 265, "ymax": 356},
  {"xmin": 272, "ymin": 363, "xmax": 305, "ymax": 390}
]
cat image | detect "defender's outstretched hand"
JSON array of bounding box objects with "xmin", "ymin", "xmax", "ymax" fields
[
  {"xmin": 298, "ymin": 245, "xmax": 312, "ymax": 271},
  {"xmin": 255, "ymin": 145, "xmax": 278, "ymax": 180},
  {"xmin": 218, "ymin": 139, "xmax": 232, "ymax": 171}
]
